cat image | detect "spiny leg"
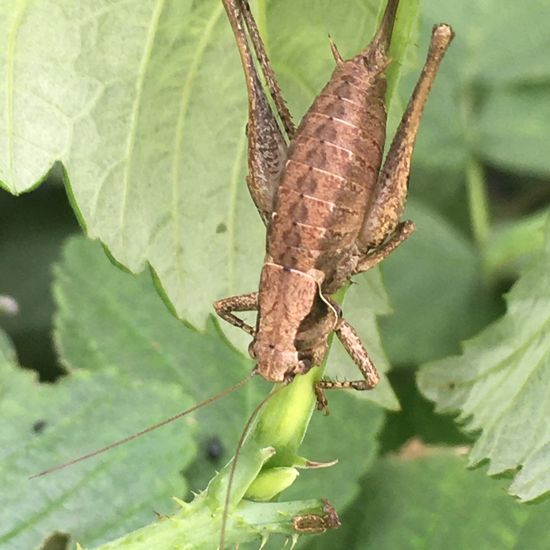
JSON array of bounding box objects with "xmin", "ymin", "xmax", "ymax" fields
[
  {"xmin": 214, "ymin": 292, "xmax": 258, "ymax": 337},
  {"xmin": 358, "ymin": 24, "xmax": 454, "ymax": 249},
  {"xmin": 222, "ymin": 0, "xmax": 288, "ymax": 225},
  {"xmin": 354, "ymin": 219, "xmax": 415, "ymax": 274},
  {"xmin": 238, "ymin": 0, "xmax": 295, "ymax": 138},
  {"xmin": 315, "ymin": 319, "xmax": 380, "ymax": 414}
]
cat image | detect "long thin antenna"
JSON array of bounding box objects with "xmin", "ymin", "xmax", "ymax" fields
[
  {"xmin": 219, "ymin": 384, "xmax": 284, "ymax": 549},
  {"xmin": 29, "ymin": 371, "xmax": 256, "ymax": 480}
]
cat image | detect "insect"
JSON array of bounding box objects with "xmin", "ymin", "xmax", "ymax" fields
[
  {"xmin": 293, "ymin": 499, "xmax": 341, "ymax": 534},
  {"xmin": 216, "ymin": 0, "xmax": 454, "ymax": 409}
]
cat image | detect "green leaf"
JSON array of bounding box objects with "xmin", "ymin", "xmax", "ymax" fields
[
  {"xmin": 0, "ymin": 0, "xmax": 261, "ymax": 328},
  {"xmin": 0, "ymin": 331, "xmax": 196, "ymax": 550},
  {"xmin": 379, "ymin": 199, "xmax": 500, "ymax": 366},
  {"xmin": 53, "ymin": 236, "xmax": 258, "ymax": 493},
  {"xmin": 1, "ymin": 0, "xmax": 419, "ymax": 329},
  {"xmin": 408, "ymin": 0, "xmax": 550, "ymax": 200},
  {"xmin": 484, "ymin": 208, "xmax": 548, "ymax": 279},
  {"xmin": 422, "ymin": 0, "xmax": 550, "ymax": 85},
  {"xmin": 312, "ymin": 451, "xmax": 550, "ymax": 550},
  {"xmin": 476, "ymin": 85, "xmax": 550, "ymax": 176},
  {"xmin": 418, "ymin": 218, "xmax": 550, "ymax": 502}
]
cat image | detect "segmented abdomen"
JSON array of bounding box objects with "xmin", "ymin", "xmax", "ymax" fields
[{"xmin": 268, "ymin": 63, "xmax": 387, "ymax": 278}]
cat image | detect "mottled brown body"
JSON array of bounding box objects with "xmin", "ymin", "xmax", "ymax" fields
[
  {"xmin": 218, "ymin": 0, "xmax": 453, "ymax": 388},
  {"xmin": 270, "ymin": 60, "xmax": 387, "ymax": 279}
]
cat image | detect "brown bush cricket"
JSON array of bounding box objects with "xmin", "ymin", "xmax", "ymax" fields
[{"xmin": 216, "ymin": 0, "xmax": 454, "ymax": 410}]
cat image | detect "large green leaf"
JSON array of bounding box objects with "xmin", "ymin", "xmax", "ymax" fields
[
  {"xmin": 0, "ymin": 331, "xmax": 195, "ymax": 550},
  {"xmin": 313, "ymin": 451, "xmax": 550, "ymax": 550},
  {"xmin": 418, "ymin": 218, "xmax": 550, "ymax": 502},
  {"xmin": 0, "ymin": 0, "xmax": 419, "ymax": 329}
]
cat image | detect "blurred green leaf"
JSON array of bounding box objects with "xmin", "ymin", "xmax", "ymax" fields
[
  {"xmin": 379, "ymin": 199, "xmax": 500, "ymax": 366},
  {"xmin": 0, "ymin": 330, "xmax": 195, "ymax": 550},
  {"xmin": 406, "ymin": 0, "xmax": 550, "ymax": 221},
  {"xmin": 418, "ymin": 218, "xmax": 550, "ymax": 502},
  {"xmin": 476, "ymin": 85, "xmax": 550, "ymax": 176},
  {"xmin": 484, "ymin": 207, "xmax": 548, "ymax": 279},
  {"xmin": 312, "ymin": 451, "xmax": 550, "ymax": 550},
  {"xmin": 423, "ymin": 0, "xmax": 550, "ymax": 85}
]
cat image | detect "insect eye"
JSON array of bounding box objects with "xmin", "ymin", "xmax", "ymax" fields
[{"xmin": 297, "ymin": 358, "xmax": 312, "ymax": 374}]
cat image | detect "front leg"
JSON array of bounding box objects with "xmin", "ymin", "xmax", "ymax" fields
[
  {"xmin": 315, "ymin": 319, "xmax": 380, "ymax": 414},
  {"xmin": 214, "ymin": 292, "xmax": 258, "ymax": 337}
]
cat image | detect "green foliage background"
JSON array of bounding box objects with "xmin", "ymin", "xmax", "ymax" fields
[{"xmin": 0, "ymin": 0, "xmax": 549, "ymax": 548}]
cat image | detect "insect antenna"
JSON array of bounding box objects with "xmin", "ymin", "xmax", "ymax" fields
[
  {"xmin": 29, "ymin": 370, "xmax": 256, "ymax": 480},
  {"xmin": 219, "ymin": 384, "xmax": 284, "ymax": 549}
]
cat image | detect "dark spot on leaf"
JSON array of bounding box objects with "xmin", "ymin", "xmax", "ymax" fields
[
  {"xmin": 448, "ymin": 382, "xmax": 456, "ymax": 390},
  {"xmin": 206, "ymin": 436, "xmax": 224, "ymax": 462},
  {"xmin": 216, "ymin": 222, "xmax": 227, "ymax": 234},
  {"xmin": 32, "ymin": 420, "xmax": 47, "ymax": 434}
]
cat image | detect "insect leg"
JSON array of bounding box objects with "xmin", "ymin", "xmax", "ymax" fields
[
  {"xmin": 213, "ymin": 292, "xmax": 258, "ymax": 336},
  {"xmin": 315, "ymin": 319, "xmax": 380, "ymax": 414},
  {"xmin": 237, "ymin": 0, "xmax": 295, "ymax": 138},
  {"xmin": 222, "ymin": 0, "xmax": 289, "ymax": 225},
  {"xmin": 354, "ymin": 219, "xmax": 415, "ymax": 274},
  {"xmin": 358, "ymin": 24, "xmax": 454, "ymax": 249}
]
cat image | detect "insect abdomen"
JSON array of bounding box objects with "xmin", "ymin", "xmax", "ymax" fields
[{"xmin": 268, "ymin": 64, "xmax": 388, "ymax": 276}]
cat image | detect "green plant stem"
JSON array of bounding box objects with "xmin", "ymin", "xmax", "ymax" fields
[
  {"xmin": 93, "ymin": 495, "xmax": 327, "ymax": 550},
  {"xmin": 466, "ymin": 157, "xmax": 491, "ymax": 247}
]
